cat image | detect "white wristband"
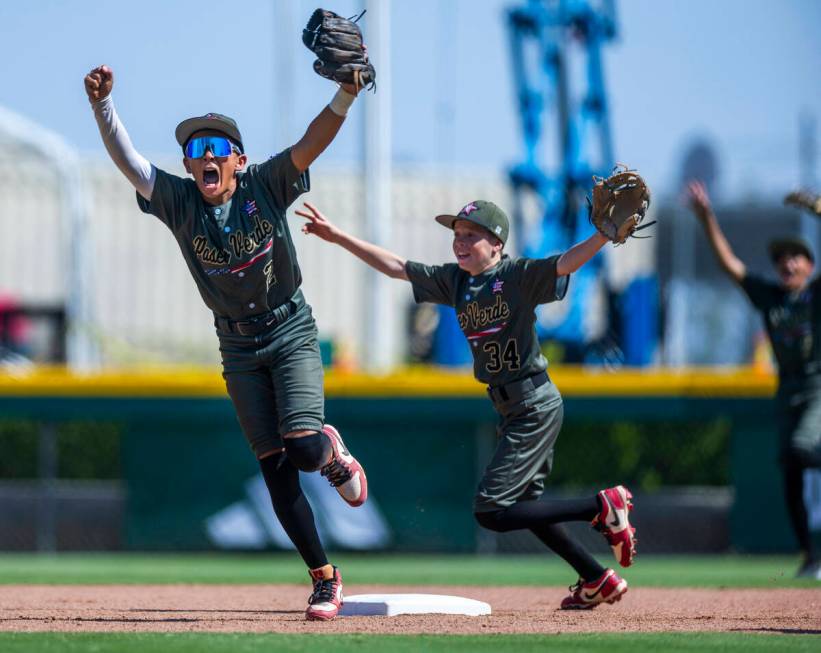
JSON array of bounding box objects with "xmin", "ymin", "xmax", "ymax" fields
[{"xmin": 328, "ymin": 87, "xmax": 356, "ymax": 117}]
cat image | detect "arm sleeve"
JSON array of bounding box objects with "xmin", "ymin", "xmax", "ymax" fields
[
  {"xmin": 405, "ymin": 261, "xmax": 459, "ymax": 306},
  {"xmin": 256, "ymin": 148, "xmax": 310, "ymax": 210},
  {"xmin": 91, "ymin": 96, "xmax": 156, "ymax": 201},
  {"xmin": 739, "ymin": 274, "xmax": 777, "ymax": 312},
  {"xmin": 519, "ymin": 255, "xmax": 569, "ymax": 305}
]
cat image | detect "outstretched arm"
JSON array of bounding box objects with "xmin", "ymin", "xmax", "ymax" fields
[
  {"xmin": 290, "ymin": 85, "xmax": 358, "ymax": 173},
  {"xmin": 556, "ymin": 233, "xmax": 608, "ymax": 276},
  {"xmin": 686, "ymin": 181, "xmax": 746, "ymax": 283},
  {"xmin": 84, "ymin": 65, "xmax": 155, "ymax": 201},
  {"xmin": 296, "ymin": 202, "xmax": 409, "ymax": 280}
]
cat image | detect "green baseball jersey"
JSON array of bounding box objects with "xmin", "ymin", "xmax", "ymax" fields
[
  {"xmin": 137, "ymin": 149, "xmax": 309, "ymax": 320},
  {"xmin": 741, "ymin": 274, "xmax": 821, "ymax": 391},
  {"xmin": 405, "ymin": 255, "xmax": 569, "ymax": 386}
]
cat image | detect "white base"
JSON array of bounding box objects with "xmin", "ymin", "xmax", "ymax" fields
[{"xmin": 339, "ymin": 593, "xmax": 491, "ymax": 617}]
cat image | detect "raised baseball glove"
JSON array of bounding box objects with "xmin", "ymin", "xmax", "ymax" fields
[
  {"xmin": 784, "ymin": 190, "xmax": 821, "ymax": 217},
  {"xmin": 302, "ymin": 8, "xmax": 376, "ymax": 91},
  {"xmin": 588, "ymin": 165, "xmax": 652, "ymax": 244}
]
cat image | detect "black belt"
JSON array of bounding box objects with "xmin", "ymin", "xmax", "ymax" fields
[
  {"xmin": 487, "ymin": 371, "xmax": 549, "ymax": 403},
  {"xmin": 214, "ymin": 291, "xmax": 303, "ymax": 337}
]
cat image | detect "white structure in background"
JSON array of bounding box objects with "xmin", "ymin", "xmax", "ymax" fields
[
  {"xmin": 0, "ymin": 106, "xmax": 98, "ymax": 370},
  {"xmin": 5, "ymin": 153, "xmax": 510, "ymax": 368},
  {"xmin": 273, "ymin": 0, "xmax": 296, "ymax": 147},
  {"xmin": 364, "ymin": 0, "xmax": 396, "ymax": 371}
]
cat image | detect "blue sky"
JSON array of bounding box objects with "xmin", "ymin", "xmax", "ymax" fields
[{"xmin": 1, "ymin": 0, "xmax": 819, "ymax": 200}]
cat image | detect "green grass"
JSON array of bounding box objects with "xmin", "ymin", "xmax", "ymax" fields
[
  {"xmin": 0, "ymin": 633, "xmax": 818, "ymax": 653},
  {"xmin": 0, "ymin": 553, "xmax": 815, "ymax": 588}
]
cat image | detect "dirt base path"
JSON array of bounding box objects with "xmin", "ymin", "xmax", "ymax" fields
[{"xmin": 1, "ymin": 585, "xmax": 819, "ymax": 635}]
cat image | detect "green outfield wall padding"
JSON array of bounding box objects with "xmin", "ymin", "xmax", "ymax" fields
[{"xmin": 0, "ymin": 394, "xmax": 806, "ymax": 553}]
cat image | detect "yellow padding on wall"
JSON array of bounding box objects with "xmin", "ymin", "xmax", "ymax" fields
[{"xmin": 0, "ymin": 365, "xmax": 776, "ymax": 399}]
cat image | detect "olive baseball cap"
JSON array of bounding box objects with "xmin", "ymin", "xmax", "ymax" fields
[
  {"xmin": 768, "ymin": 236, "xmax": 815, "ymax": 264},
  {"xmin": 435, "ymin": 200, "xmax": 510, "ymax": 244},
  {"xmin": 175, "ymin": 113, "xmax": 244, "ymax": 152}
]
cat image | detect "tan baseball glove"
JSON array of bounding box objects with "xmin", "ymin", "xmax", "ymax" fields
[
  {"xmin": 784, "ymin": 190, "xmax": 821, "ymax": 217},
  {"xmin": 588, "ymin": 165, "xmax": 653, "ymax": 244}
]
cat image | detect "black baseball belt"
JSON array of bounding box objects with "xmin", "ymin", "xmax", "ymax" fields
[
  {"xmin": 487, "ymin": 370, "xmax": 549, "ymax": 403},
  {"xmin": 214, "ymin": 290, "xmax": 304, "ymax": 337}
]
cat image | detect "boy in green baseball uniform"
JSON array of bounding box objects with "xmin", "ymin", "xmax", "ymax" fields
[
  {"xmin": 689, "ymin": 181, "xmax": 821, "ymax": 579},
  {"xmin": 84, "ymin": 64, "xmax": 368, "ymax": 620},
  {"xmin": 297, "ymin": 199, "xmax": 638, "ymax": 609}
]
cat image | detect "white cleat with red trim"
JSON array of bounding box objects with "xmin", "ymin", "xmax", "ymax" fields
[
  {"xmin": 305, "ymin": 565, "xmax": 344, "ymax": 621},
  {"xmin": 560, "ymin": 568, "xmax": 628, "ymax": 610},
  {"xmin": 320, "ymin": 424, "xmax": 368, "ymax": 507},
  {"xmin": 593, "ymin": 485, "xmax": 637, "ymax": 568}
]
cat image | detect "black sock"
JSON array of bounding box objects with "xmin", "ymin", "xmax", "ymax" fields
[
  {"xmin": 476, "ymin": 497, "xmax": 599, "ymax": 530},
  {"xmin": 475, "ymin": 497, "xmax": 605, "ymax": 581},
  {"xmin": 259, "ymin": 452, "xmax": 327, "ymax": 569},
  {"xmin": 530, "ymin": 522, "xmax": 607, "ymax": 581}
]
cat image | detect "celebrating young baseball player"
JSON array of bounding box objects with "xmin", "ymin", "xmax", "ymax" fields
[
  {"xmin": 83, "ymin": 11, "xmax": 377, "ymax": 622},
  {"xmin": 297, "ymin": 197, "xmax": 641, "ymax": 609},
  {"xmin": 689, "ymin": 181, "xmax": 821, "ymax": 579}
]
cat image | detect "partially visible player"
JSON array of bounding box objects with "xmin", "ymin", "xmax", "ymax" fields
[
  {"xmin": 84, "ymin": 63, "xmax": 368, "ymax": 620},
  {"xmin": 297, "ymin": 199, "xmax": 637, "ymax": 610},
  {"xmin": 688, "ymin": 180, "xmax": 821, "ymax": 579}
]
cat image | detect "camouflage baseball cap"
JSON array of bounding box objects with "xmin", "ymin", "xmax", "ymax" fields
[
  {"xmin": 435, "ymin": 200, "xmax": 510, "ymax": 244},
  {"xmin": 175, "ymin": 113, "xmax": 244, "ymax": 152},
  {"xmin": 768, "ymin": 236, "xmax": 815, "ymax": 264}
]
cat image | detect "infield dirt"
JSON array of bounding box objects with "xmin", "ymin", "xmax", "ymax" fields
[{"xmin": 1, "ymin": 585, "xmax": 818, "ymax": 634}]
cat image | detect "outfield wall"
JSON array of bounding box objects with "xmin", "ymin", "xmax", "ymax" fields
[{"xmin": 1, "ymin": 365, "xmax": 815, "ymax": 554}]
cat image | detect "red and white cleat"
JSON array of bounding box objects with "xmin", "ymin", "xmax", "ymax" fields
[
  {"xmin": 305, "ymin": 565, "xmax": 344, "ymax": 621},
  {"xmin": 320, "ymin": 424, "xmax": 368, "ymax": 507},
  {"xmin": 560, "ymin": 568, "xmax": 628, "ymax": 610},
  {"xmin": 593, "ymin": 485, "xmax": 636, "ymax": 567}
]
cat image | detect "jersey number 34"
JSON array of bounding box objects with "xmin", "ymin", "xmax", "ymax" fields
[{"xmin": 483, "ymin": 339, "xmax": 521, "ymax": 373}]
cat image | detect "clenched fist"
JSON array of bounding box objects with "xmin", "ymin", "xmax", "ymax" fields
[{"xmin": 84, "ymin": 65, "xmax": 114, "ymax": 104}]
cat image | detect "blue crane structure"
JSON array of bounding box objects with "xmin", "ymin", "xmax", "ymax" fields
[{"xmin": 506, "ymin": 0, "xmax": 657, "ymax": 366}]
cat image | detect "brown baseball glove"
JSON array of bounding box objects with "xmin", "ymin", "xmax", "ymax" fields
[
  {"xmin": 588, "ymin": 165, "xmax": 653, "ymax": 244},
  {"xmin": 784, "ymin": 190, "xmax": 821, "ymax": 217},
  {"xmin": 302, "ymin": 8, "xmax": 376, "ymax": 91}
]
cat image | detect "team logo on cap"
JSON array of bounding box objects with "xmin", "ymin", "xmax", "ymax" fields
[{"xmin": 461, "ymin": 202, "xmax": 479, "ymax": 216}]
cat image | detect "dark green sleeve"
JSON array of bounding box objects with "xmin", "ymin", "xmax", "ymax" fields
[
  {"xmin": 256, "ymin": 148, "xmax": 310, "ymax": 210},
  {"xmin": 739, "ymin": 274, "xmax": 778, "ymax": 312},
  {"xmin": 518, "ymin": 255, "xmax": 569, "ymax": 305},
  {"xmin": 405, "ymin": 261, "xmax": 459, "ymax": 306},
  {"xmin": 135, "ymin": 168, "xmax": 196, "ymax": 232}
]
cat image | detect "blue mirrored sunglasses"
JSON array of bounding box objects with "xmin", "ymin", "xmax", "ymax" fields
[{"xmin": 184, "ymin": 136, "xmax": 240, "ymax": 158}]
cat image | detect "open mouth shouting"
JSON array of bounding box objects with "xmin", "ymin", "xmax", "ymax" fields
[{"xmin": 201, "ymin": 164, "xmax": 221, "ymax": 193}]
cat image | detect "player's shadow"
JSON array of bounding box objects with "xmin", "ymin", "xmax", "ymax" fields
[
  {"xmin": 732, "ymin": 627, "xmax": 821, "ymax": 635},
  {"xmin": 3, "ymin": 609, "xmax": 304, "ymax": 624},
  {"xmin": 128, "ymin": 608, "xmax": 303, "ymax": 616},
  {"xmin": 7, "ymin": 610, "xmax": 302, "ymax": 624}
]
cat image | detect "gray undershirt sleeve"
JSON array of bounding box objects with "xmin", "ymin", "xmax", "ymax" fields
[{"xmin": 91, "ymin": 95, "xmax": 156, "ymax": 200}]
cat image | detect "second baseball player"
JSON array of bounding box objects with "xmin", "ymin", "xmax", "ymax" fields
[{"xmin": 297, "ymin": 199, "xmax": 638, "ymax": 609}]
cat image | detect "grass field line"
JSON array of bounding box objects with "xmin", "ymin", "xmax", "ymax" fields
[
  {"xmin": 0, "ymin": 632, "xmax": 818, "ymax": 653},
  {"xmin": 0, "ymin": 553, "xmax": 815, "ymax": 588}
]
